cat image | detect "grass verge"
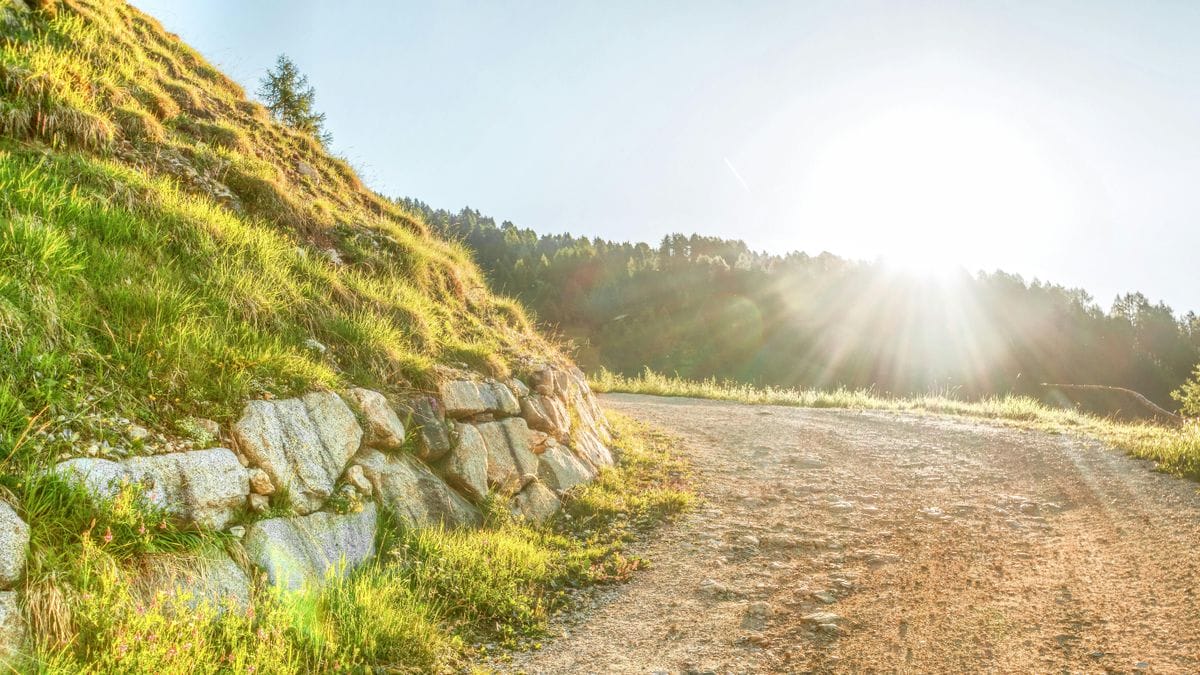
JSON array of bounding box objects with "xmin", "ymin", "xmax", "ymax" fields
[
  {"xmin": 593, "ymin": 368, "xmax": 1200, "ymax": 481},
  {"xmin": 18, "ymin": 410, "xmax": 694, "ymax": 673}
]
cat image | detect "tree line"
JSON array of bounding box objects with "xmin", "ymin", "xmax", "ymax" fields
[{"xmin": 401, "ymin": 199, "xmax": 1200, "ymax": 411}]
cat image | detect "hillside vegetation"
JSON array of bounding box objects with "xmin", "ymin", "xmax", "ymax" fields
[
  {"xmin": 0, "ymin": 0, "xmax": 555, "ymax": 469},
  {"xmin": 408, "ymin": 201, "xmax": 1200, "ymax": 412}
]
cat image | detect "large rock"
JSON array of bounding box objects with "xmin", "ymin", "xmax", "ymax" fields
[
  {"xmin": 434, "ymin": 423, "xmax": 489, "ymax": 502},
  {"xmin": 573, "ymin": 429, "xmax": 615, "ymax": 471},
  {"xmin": 489, "ymin": 381, "xmax": 522, "ymax": 415},
  {"xmin": 475, "ymin": 418, "xmax": 539, "ymax": 488},
  {"xmin": 397, "ymin": 396, "xmax": 452, "ymax": 460},
  {"xmin": 521, "ymin": 394, "xmax": 571, "ymax": 437},
  {"xmin": 136, "ymin": 549, "xmax": 251, "ymax": 613},
  {"xmin": 510, "ymin": 481, "xmax": 561, "ymax": 523},
  {"xmin": 53, "ymin": 451, "xmax": 248, "ymax": 530},
  {"xmin": 52, "ymin": 458, "xmax": 127, "ymax": 501},
  {"xmin": 0, "ymin": 591, "xmax": 22, "ymax": 665},
  {"xmin": 0, "ymin": 504, "xmax": 27, "ymax": 590},
  {"xmin": 123, "ymin": 448, "xmax": 248, "ymax": 529},
  {"xmin": 354, "ymin": 449, "xmax": 480, "ymax": 527},
  {"xmin": 438, "ymin": 380, "xmax": 521, "ymax": 418},
  {"xmin": 537, "ymin": 445, "xmax": 594, "ymax": 494},
  {"xmin": 343, "ymin": 388, "xmax": 405, "ymax": 451},
  {"xmin": 233, "ymin": 391, "xmax": 363, "ymax": 515},
  {"xmin": 507, "ymin": 378, "xmax": 530, "ymax": 398},
  {"xmin": 244, "ymin": 504, "xmax": 377, "ymax": 591}
]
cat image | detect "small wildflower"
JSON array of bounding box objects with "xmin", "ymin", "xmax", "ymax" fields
[{"xmin": 102, "ymin": 527, "xmax": 113, "ymax": 544}]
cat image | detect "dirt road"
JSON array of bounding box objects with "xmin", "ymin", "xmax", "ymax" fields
[{"xmin": 509, "ymin": 393, "xmax": 1200, "ymax": 674}]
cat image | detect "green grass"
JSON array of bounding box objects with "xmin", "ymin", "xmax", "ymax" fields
[
  {"xmin": 593, "ymin": 367, "xmax": 1200, "ymax": 480},
  {"xmin": 0, "ymin": 0, "xmax": 559, "ymax": 473},
  {"xmin": 17, "ymin": 410, "xmax": 693, "ymax": 673}
]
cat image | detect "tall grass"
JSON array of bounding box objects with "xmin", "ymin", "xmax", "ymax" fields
[{"xmin": 593, "ymin": 368, "xmax": 1200, "ymax": 480}]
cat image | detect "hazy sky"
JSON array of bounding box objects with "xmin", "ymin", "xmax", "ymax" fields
[{"xmin": 133, "ymin": 1, "xmax": 1200, "ymax": 314}]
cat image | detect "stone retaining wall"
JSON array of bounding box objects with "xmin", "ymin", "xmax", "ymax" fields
[{"xmin": 0, "ymin": 363, "xmax": 611, "ymax": 658}]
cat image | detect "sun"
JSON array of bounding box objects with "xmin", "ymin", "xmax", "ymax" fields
[{"xmin": 795, "ymin": 104, "xmax": 1075, "ymax": 275}]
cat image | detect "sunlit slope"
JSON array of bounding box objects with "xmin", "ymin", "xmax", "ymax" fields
[{"xmin": 0, "ymin": 0, "xmax": 555, "ymax": 462}]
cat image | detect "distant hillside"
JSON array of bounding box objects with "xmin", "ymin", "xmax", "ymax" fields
[
  {"xmin": 404, "ymin": 199, "xmax": 1200, "ymax": 409},
  {"xmin": 0, "ymin": 0, "xmax": 558, "ymax": 463}
]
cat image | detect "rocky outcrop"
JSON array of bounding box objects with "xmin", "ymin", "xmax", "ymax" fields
[
  {"xmin": 537, "ymin": 445, "xmax": 594, "ymax": 494},
  {"xmin": 435, "ymin": 423, "xmax": 489, "ymax": 502},
  {"xmin": 244, "ymin": 504, "xmax": 377, "ymax": 591},
  {"xmin": 0, "ymin": 504, "xmax": 27, "ymax": 590},
  {"xmin": 343, "ymin": 387, "xmax": 405, "ymax": 451},
  {"xmin": 354, "ymin": 449, "xmax": 480, "ymax": 527},
  {"xmin": 233, "ymin": 391, "xmax": 362, "ymax": 515},
  {"xmin": 476, "ymin": 418, "xmax": 539, "ymax": 488},
  {"xmin": 123, "ymin": 448, "xmax": 248, "ymax": 529}
]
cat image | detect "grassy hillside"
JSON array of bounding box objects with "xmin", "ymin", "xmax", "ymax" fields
[{"xmin": 0, "ymin": 0, "xmax": 557, "ymax": 468}]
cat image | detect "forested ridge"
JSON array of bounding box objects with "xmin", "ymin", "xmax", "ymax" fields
[{"xmin": 402, "ymin": 199, "xmax": 1200, "ymax": 410}]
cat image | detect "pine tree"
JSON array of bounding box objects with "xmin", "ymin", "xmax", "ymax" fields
[{"xmin": 257, "ymin": 54, "xmax": 331, "ymax": 145}]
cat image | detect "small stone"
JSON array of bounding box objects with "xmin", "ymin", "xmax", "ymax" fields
[
  {"xmin": 739, "ymin": 534, "xmax": 760, "ymax": 547},
  {"xmin": 344, "ymin": 464, "xmax": 372, "ymax": 495},
  {"xmin": 296, "ymin": 160, "xmax": 319, "ymax": 180},
  {"xmin": 813, "ymin": 591, "xmax": 837, "ymax": 604},
  {"xmin": 747, "ymin": 601, "xmax": 774, "ymax": 618},
  {"xmin": 303, "ymin": 338, "xmax": 327, "ymax": 354},
  {"xmin": 248, "ymin": 468, "xmax": 275, "ymax": 495},
  {"xmin": 698, "ymin": 579, "xmax": 731, "ymax": 599},
  {"xmin": 828, "ymin": 501, "xmax": 855, "ymax": 512},
  {"xmin": 194, "ymin": 418, "xmax": 221, "ymax": 439},
  {"xmin": 128, "ymin": 424, "xmax": 149, "ymax": 441},
  {"xmin": 248, "ymin": 493, "xmax": 270, "ymax": 513},
  {"xmin": 802, "ymin": 611, "xmax": 841, "ymax": 625},
  {"xmin": 321, "ymin": 248, "xmax": 344, "ymax": 266},
  {"xmin": 228, "ymin": 525, "xmax": 246, "ymax": 538}
]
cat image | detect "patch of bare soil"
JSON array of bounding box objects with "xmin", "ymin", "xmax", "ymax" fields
[{"xmin": 505, "ymin": 393, "xmax": 1200, "ymax": 674}]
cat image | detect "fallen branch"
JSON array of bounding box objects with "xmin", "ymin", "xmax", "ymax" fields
[{"xmin": 1040, "ymin": 383, "xmax": 1183, "ymax": 425}]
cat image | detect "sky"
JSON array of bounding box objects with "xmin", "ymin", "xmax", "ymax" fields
[{"xmin": 133, "ymin": 0, "xmax": 1200, "ymax": 314}]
